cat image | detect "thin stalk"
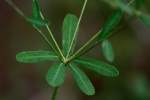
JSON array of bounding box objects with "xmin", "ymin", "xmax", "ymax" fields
[
  {"xmin": 5, "ymin": 0, "xmax": 25, "ymax": 17},
  {"xmin": 5, "ymin": 0, "xmax": 65, "ymax": 62},
  {"xmin": 67, "ymin": 0, "xmax": 136, "ymax": 63},
  {"xmin": 40, "ymin": 12, "xmax": 66, "ymax": 62},
  {"xmin": 51, "ymin": 87, "xmax": 59, "ymax": 100},
  {"xmin": 33, "ymin": 26, "xmax": 62, "ymax": 60},
  {"xmin": 66, "ymin": 0, "xmax": 88, "ymax": 58}
]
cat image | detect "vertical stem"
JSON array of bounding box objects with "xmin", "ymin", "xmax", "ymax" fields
[
  {"xmin": 51, "ymin": 87, "xmax": 59, "ymax": 100},
  {"xmin": 66, "ymin": 0, "xmax": 88, "ymax": 58},
  {"xmin": 40, "ymin": 12, "xmax": 66, "ymax": 62}
]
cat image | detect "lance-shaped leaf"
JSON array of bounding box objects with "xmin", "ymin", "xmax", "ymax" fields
[
  {"xmin": 75, "ymin": 58, "xmax": 119, "ymax": 77},
  {"xmin": 16, "ymin": 51, "xmax": 58, "ymax": 63},
  {"xmin": 98, "ymin": 9, "xmax": 123, "ymax": 41},
  {"xmin": 46, "ymin": 63, "xmax": 67, "ymax": 87},
  {"xmin": 28, "ymin": 0, "xmax": 48, "ymax": 26},
  {"xmin": 101, "ymin": 40, "xmax": 115, "ymax": 62},
  {"xmin": 70, "ymin": 63, "xmax": 95, "ymax": 95},
  {"xmin": 62, "ymin": 14, "xmax": 78, "ymax": 56}
]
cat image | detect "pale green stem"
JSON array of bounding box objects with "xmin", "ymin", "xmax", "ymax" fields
[
  {"xmin": 66, "ymin": 0, "xmax": 88, "ymax": 58},
  {"xmin": 5, "ymin": 0, "xmax": 65, "ymax": 62},
  {"xmin": 40, "ymin": 12, "xmax": 66, "ymax": 62},
  {"xmin": 67, "ymin": 0, "xmax": 136, "ymax": 63}
]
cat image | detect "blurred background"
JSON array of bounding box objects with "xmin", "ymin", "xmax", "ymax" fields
[{"xmin": 0, "ymin": 0, "xmax": 150, "ymax": 100}]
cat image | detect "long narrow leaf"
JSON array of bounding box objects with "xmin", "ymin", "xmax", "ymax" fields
[
  {"xmin": 70, "ymin": 63, "xmax": 95, "ymax": 95},
  {"xmin": 62, "ymin": 14, "xmax": 78, "ymax": 56},
  {"xmin": 46, "ymin": 63, "xmax": 67, "ymax": 87},
  {"xmin": 98, "ymin": 9, "xmax": 123, "ymax": 41},
  {"xmin": 101, "ymin": 40, "xmax": 115, "ymax": 62},
  {"xmin": 16, "ymin": 51, "xmax": 58, "ymax": 63},
  {"xmin": 75, "ymin": 58, "xmax": 119, "ymax": 77}
]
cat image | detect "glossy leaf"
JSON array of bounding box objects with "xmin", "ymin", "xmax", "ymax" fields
[
  {"xmin": 70, "ymin": 63, "xmax": 95, "ymax": 95},
  {"xmin": 101, "ymin": 40, "xmax": 115, "ymax": 62},
  {"xmin": 46, "ymin": 63, "xmax": 66, "ymax": 87},
  {"xmin": 16, "ymin": 51, "xmax": 57, "ymax": 63},
  {"xmin": 98, "ymin": 9, "xmax": 123, "ymax": 41},
  {"xmin": 62, "ymin": 14, "xmax": 78, "ymax": 56},
  {"xmin": 75, "ymin": 58, "xmax": 119, "ymax": 77},
  {"xmin": 139, "ymin": 14, "xmax": 150, "ymax": 27}
]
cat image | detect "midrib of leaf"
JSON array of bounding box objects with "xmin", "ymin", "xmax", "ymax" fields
[
  {"xmin": 70, "ymin": 64, "xmax": 90, "ymax": 93},
  {"xmin": 52, "ymin": 63, "xmax": 63, "ymax": 84},
  {"xmin": 66, "ymin": 0, "xmax": 88, "ymax": 58}
]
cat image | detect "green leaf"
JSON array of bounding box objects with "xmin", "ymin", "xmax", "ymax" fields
[
  {"xmin": 30, "ymin": 0, "xmax": 48, "ymax": 26},
  {"xmin": 46, "ymin": 63, "xmax": 67, "ymax": 87},
  {"xmin": 101, "ymin": 40, "xmax": 115, "ymax": 62},
  {"xmin": 70, "ymin": 63, "xmax": 95, "ymax": 95},
  {"xmin": 98, "ymin": 9, "xmax": 123, "ymax": 41},
  {"xmin": 75, "ymin": 58, "xmax": 119, "ymax": 77},
  {"xmin": 62, "ymin": 14, "xmax": 78, "ymax": 56},
  {"xmin": 32, "ymin": 0, "xmax": 41, "ymax": 19},
  {"xmin": 139, "ymin": 14, "xmax": 150, "ymax": 27},
  {"xmin": 16, "ymin": 51, "xmax": 58, "ymax": 63}
]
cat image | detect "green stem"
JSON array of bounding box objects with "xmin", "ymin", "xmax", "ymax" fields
[
  {"xmin": 66, "ymin": 0, "xmax": 88, "ymax": 58},
  {"xmin": 67, "ymin": 0, "xmax": 136, "ymax": 63},
  {"xmin": 66, "ymin": 31, "xmax": 100, "ymax": 63},
  {"xmin": 40, "ymin": 12, "xmax": 66, "ymax": 62},
  {"xmin": 5, "ymin": 0, "xmax": 65, "ymax": 62},
  {"xmin": 51, "ymin": 87, "xmax": 59, "ymax": 100}
]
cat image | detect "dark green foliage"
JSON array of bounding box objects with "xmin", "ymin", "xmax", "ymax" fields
[
  {"xmin": 7, "ymin": 0, "xmax": 150, "ymax": 97},
  {"xmin": 70, "ymin": 63, "xmax": 95, "ymax": 95},
  {"xmin": 16, "ymin": 51, "xmax": 58, "ymax": 63},
  {"xmin": 98, "ymin": 9, "xmax": 123, "ymax": 41},
  {"xmin": 75, "ymin": 58, "xmax": 119, "ymax": 77},
  {"xmin": 62, "ymin": 14, "xmax": 78, "ymax": 56},
  {"xmin": 46, "ymin": 63, "xmax": 67, "ymax": 87}
]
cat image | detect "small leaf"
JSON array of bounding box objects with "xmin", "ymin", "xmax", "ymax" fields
[
  {"xmin": 62, "ymin": 14, "xmax": 78, "ymax": 56},
  {"xmin": 139, "ymin": 14, "xmax": 150, "ymax": 27},
  {"xmin": 16, "ymin": 51, "xmax": 57, "ymax": 63},
  {"xmin": 98, "ymin": 9, "xmax": 123, "ymax": 41},
  {"xmin": 30, "ymin": 0, "xmax": 48, "ymax": 26},
  {"xmin": 70, "ymin": 63, "xmax": 95, "ymax": 95},
  {"xmin": 32, "ymin": 0, "xmax": 41, "ymax": 19},
  {"xmin": 101, "ymin": 40, "xmax": 115, "ymax": 62},
  {"xmin": 75, "ymin": 58, "xmax": 119, "ymax": 77},
  {"xmin": 46, "ymin": 63, "xmax": 67, "ymax": 87}
]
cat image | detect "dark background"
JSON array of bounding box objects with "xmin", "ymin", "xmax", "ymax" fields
[{"xmin": 0, "ymin": 0, "xmax": 150, "ymax": 100}]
